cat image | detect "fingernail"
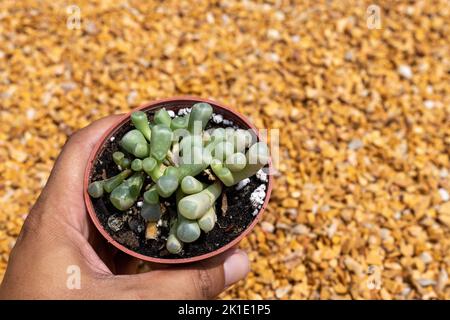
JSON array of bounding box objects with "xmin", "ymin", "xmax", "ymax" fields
[{"xmin": 224, "ymin": 249, "xmax": 250, "ymax": 287}]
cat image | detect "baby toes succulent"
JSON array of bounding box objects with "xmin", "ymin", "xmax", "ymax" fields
[{"xmin": 88, "ymin": 104, "xmax": 270, "ymax": 256}]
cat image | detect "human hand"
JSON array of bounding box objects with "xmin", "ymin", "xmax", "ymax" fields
[{"xmin": 0, "ymin": 115, "xmax": 249, "ymax": 299}]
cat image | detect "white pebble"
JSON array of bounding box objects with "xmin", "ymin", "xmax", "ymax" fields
[
  {"xmin": 136, "ymin": 201, "xmax": 143, "ymax": 208},
  {"xmin": 291, "ymin": 35, "xmax": 300, "ymax": 43},
  {"xmin": 167, "ymin": 110, "xmax": 175, "ymax": 118},
  {"xmin": 127, "ymin": 90, "xmax": 138, "ymax": 105},
  {"xmin": 235, "ymin": 178, "xmax": 250, "ymax": 191},
  {"xmin": 275, "ymin": 286, "xmax": 291, "ymax": 299},
  {"xmin": 109, "ymin": 136, "xmax": 115, "ymax": 142},
  {"xmin": 419, "ymin": 252, "xmax": 432, "ymax": 264},
  {"xmin": 256, "ymin": 169, "xmax": 268, "ymax": 182},
  {"xmin": 212, "ymin": 113, "xmax": 223, "ymax": 124},
  {"xmin": 438, "ymin": 188, "xmax": 449, "ymax": 202},
  {"xmin": 293, "ymin": 224, "xmax": 310, "ymax": 235},
  {"xmin": 177, "ymin": 107, "xmax": 192, "ymax": 116},
  {"xmin": 348, "ymin": 138, "xmax": 364, "ymax": 150},
  {"xmin": 267, "ymin": 28, "xmax": 280, "ymax": 40},
  {"xmin": 424, "ymin": 100, "xmax": 435, "ymax": 109},
  {"xmin": 26, "ymin": 108, "xmax": 36, "ymax": 120},
  {"xmin": 261, "ymin": 221, "xmax": 274, "ymax": 233},
  {"xmin": 250, "ymin": 184, "xmax": 266, "ymax": 209},
  {"xmin": 380, "ymin": 228, "xmax": 391, "ymax": 240},
  {"xmin": 417, "ymin": 279, "xmax": 436, "ymax": 287},
  {"xmin": 61, "ymin": 81, "xmax": 77, "ymax": 92},
  {"xmin": 398, "ymin": 65, "xmax": 413, "ymax": 79}
]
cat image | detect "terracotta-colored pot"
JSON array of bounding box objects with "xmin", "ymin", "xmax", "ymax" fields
[{"xmin": 84, "ymin": 97, "xmax": 273, "ymax": 264}]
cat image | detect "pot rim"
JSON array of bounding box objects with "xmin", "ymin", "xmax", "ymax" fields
[{"xmin": 83, "ymin": 96, "xmax": 274, "ymax": 264}]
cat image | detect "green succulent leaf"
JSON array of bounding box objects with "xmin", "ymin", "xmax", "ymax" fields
[
  {"xmin": 154, "ymin": 108, "xmax": 172, "ymax": 127},
  {"xmin": 150, "ymin": 124, "xmax": 173, "ymax": 161},
  {"xmin": 131, "ymin": 111, "xmax": 152, "ymax": 142},
  {"xmin": 103, "ymin": 169, "xmax": 132, "ymax": 193},
  {"xmin": 109, "ymin": 172, "xmax": 144, "ymax": 211},
  {"xmin": 188, "ymin": 102, "xmax": 213, "ymax": 134},
  {"xmin": 131, "ymin": 158, "xmax": 143, "ymax": 171},
  {"xmin": 170, "ymin": 114, "xmax": 189, "ymax": 130},
  {"xmin": 176, "ymin": 216, "xmax": 201, "ymax": 243},
  {"xmin": 178, "ymin": 181, "xmax": 222, "ymax": 219},
  {"xmin": 120, "ymin": 129, "xmax": 149, "ymax": 158},
  {"xmin": 142, "ymin": 157, "xmax": 157, "ymax": 175},
  {"xmin": 198, "ymin": 206, "xmax": 217, "ymax": 233},
  {"xmin": 143, "ymin": 185, "xmax": 159, "ymax": 205},
  {"xmin": 225, "ymin": 152, "xmax": 247, "ymax": 172},
  {"xmin": 180, "ymin": 176, "xmax": 203, "ymax": 194},
  {"xmin": 156, "ymin": 174, "xmax": 179, "ymax": 198},
  {"xmin": 88, "ymin": 181, "xmax": 104, "ymax": 198}
]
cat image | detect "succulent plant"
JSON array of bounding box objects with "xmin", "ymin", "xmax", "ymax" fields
[
  {"xmin": 180, "ymin": 176, "xmax": 203, "ymax": 194},
  {"xmin": 109, "ymin": 172, "xmax": 144, "ymax": 211},
  {"xmin": 188, "ymin": 102, "xmax": 213, "ymax": 134},
  {"xmin": 170, "ymin": 114, "xmax": 189, "ymax": 130},
  {"xmin": 176, "ymin": 215, "xmax": 201, "ymax": 243},
  {"xmin": 88, "ymin": 180, "xmax": 104, "ymax": 198},
  {"xmin": 131, "ymin": 159, "xmax": 143, "ymax": 171},
  {"xmin": 88, "ymin": 103, "xmax": 269, "ymax": 255},
  {"xmin": 131, "ymin": 111, "xmax": 152, "ymax": 142},
  {"xmin": 154, "ymin": 108, "xmax": 172, "ymax": 127},
  {"xmin": 178, "ymin": 181, "xmax": 222, "ymax": 219},
  {"xmin": 142, "ymin": 157, "xmax": 157, "ymax": 175},
  {"xmin": 198, "ymin": 206, "xmax": 217, "ymax": 232},
  {"xmin": 150, "ymin": 124, "xmax": 173, "ymax": 161},
  {"xmin": 211, "ymin": 142, "xmax": 269, "ymax": 186},
  {"xmin": 120, "ymin": 129, "xmax": 149, "ymax": 158},
  {"xmin": 103, "ymin": 169, "xmax": 132, "ymax": 193},
  {"xmin": 166, "ymin": 218, "xmax": 183, "ymax": 254}
]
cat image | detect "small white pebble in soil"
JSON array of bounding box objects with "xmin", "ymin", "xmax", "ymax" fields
[
  {"xmin": 178, "ymin": 107, "xmax": 192, "ymax": 116},
  {"xmin": 235, "ymin": 178, "xmax": 250, "ymax": 191},
  {"xmin": 222, "ymin": 119, "xmax": 233, "ymax": 126},
  {"xmin": 438, "ymin": 188, "xmax": 449, "ymax": 202},
  {"xmin": 167, "ymin": 110, "xmax": 175, "ymax": 118},
  {"xmin": 398, "ymin": 65, "xmax": 413, "ymax": 79},
  {"xmin": 109, "ymin": 136, "xmax": 115, "ymax": 142},
  {"xmin": 251, "ymin": 209, "xmax": 259, "ymax": 216},
  {"xmin": 250, "ymin": 184, "xmax": 266, "ymax": 209},
  {"xmin": 136, "ymin": 201, "xmax": 143, "ymax": 208},
  {"xmin": 211, "ymin": 113, "xmax": 223, "ymax": 123},
  {"xmin": 256, "ymin": 169, "xmax": 268, "ymax": 182}
]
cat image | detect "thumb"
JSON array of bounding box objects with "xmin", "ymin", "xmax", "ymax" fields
[{"xmin": 119, "ymin": 249, "xmax": 249, "ymax": 300}]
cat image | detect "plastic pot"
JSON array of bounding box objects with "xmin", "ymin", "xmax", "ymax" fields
[{"xmin": 84, "ymin": 96, "xmax": 273, "ymax": 264}]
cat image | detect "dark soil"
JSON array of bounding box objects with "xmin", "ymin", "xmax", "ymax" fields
[{"xmin": 89, "ymin": 104, "xmax": 268, "ymax": 259}]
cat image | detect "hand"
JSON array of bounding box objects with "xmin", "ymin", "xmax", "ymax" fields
[{"xmin": 0, "ymin": 115, "xmax": 249, "ymax": 299}]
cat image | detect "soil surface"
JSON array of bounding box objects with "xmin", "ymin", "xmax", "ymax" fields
[{"xmin": 90, "ymin": 107, "xmax": 268, "ymax": 259}]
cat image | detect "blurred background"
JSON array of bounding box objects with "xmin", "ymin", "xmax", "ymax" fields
[{"xmin": 0, "ymin": 0, "xmax": 449, "ymax": 299}]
